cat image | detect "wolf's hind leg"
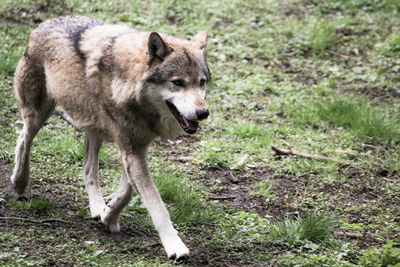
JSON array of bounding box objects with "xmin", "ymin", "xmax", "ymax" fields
[
  {"xmin": 101, "ymin": 168, "xmax": 133, "ymax": 233},
  {"xmin": 11, "ymin": 57, "xmax": 55, "ymax": 196},
  {"xmin": 83, "ymin": 132, "xmax": 107, "ymax": 219}
]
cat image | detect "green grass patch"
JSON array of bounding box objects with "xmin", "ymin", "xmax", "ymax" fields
[
  {"xmin": 31, "ymin": 126, "xmax": 85, "ymax": 164},
  {"xmin": 154, "ymin": 172, "xmax": 214, "ymax": 225},
  {"xmin": 279, "ymin": 249, "xmax": 354, "ymax": 267},
  {"xmin": 319, "ymin": 0, "xmax": 400, "ymax": 13},
  {"xmin": 196, "ymin": 138, "xmax": 237, "ymax": 169},
  {"xmin": 214, "ymin": 211, "xmax": 269, "ymax": 247},
  {"xmin": 9, "ymin": 196, "xmax": 56, "ymax": 215},
  {"xmin": 377, "ymin": 32, "xmax": 400, "ymax": 57},
  {"xmin": 0, "ymin": 50, "xmax": 22, "ymax": 77},
  {"xmin": 358, "ymin": 242, "xmax": 400, "ymax": 267},
  {"xmin": 269, "ymin": 211, "xmax": 337, "ymax": 246},
  {"xmin": 228, "ymin": 120, "xmax": 271, "ymax": 139},
  {"xmin": 302, "ymin": 19, "xmax": 337, "ymax": 55},
  {"xmin": 288, "ymin": 94, "xmax": 400, "ymax": 144}
]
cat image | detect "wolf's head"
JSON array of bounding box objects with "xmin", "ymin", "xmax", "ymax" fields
[{"xmin": 143, "ymin": 31, "xmax": 210, "ymax": 135}]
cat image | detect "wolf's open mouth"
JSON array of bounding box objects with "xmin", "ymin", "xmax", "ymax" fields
[{"xmin": 166, "ymin": 101, "xmax": 199, "ymax": 134}]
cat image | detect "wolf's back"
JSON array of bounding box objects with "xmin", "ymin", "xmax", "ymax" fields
[{"xmin": 25, "ymin": 16, "xmax": 104, "ymax": 63}]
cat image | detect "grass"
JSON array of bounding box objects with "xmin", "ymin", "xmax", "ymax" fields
[
  {"xmin": 9, "ymin": 196, "xmax": 56, "ymax": 215},
  {"xmin": 0, "ymin": 50, "xmax": 22, "ymax": 77},
  {"xmin": 288, "ymin": 93, "xmax": 400, "ymax": 144},
  {"xmin": 153, "ymin": 172, "xmax": 215, "ymax": 224},
  {"xmin": 302, "ymin": 19, "xmax": 337, "ymax": 55},
  {"xmin": 378, "ymin": 32, "xmax": 400, "ymax": 57},
  {"xmin": 250, "ymin": 179, "xmax": 275, "ymax": 199},
  {"xmin": 269, "ymin": 211, "xmax": 337, "ymax": 246},
  {"xmin": 320, "ymin": 0, "xmax": 400, "ymax": 13},
  {"xmin": 0, "ymin": 0, "xmax": 400, "ymax": 266},
  {"xmin": 358, "ymin": 242, "xmax": 400, "ymax": 267},
  {"xmin": 228, "ymin": 121, "xmax": 270, "ymax": 139}
]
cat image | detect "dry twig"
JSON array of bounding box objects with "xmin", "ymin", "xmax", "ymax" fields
[
  {"xmin": 328, "ymin": 50, "xmax": 349, "ymax": 59},
  {"xmin": 0, "ymin": 216, "xmax": 74, "ymax": 224},
  {"xmin": 208, "ymin": 195, "xmax": 237, "ymax": 200},
  {"xmin": 271, "ymin": 145, "xmax": 343, "ymax": 163}
]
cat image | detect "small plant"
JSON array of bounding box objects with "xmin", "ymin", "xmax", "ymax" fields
[
  {"xmin": 269, "ymin": 211, "xmax": 337, "ymax": 246},
  {"xmin": 302, "ymin": 20, "xmax": 337, "ymax": 55},
  {"xmin": 250, "ymin": 179, "xmax": 274, "ymax": 198},
  {"xmin": 358, "ymin": 242, "xmax": 400, "ymax": 267},
  {"xmin": 10, "ymin": 196, "xmax": 55, "ymax": 215},
  {"xmin": 377, "ymin": 33, "xmax": 400, "ymax": 57},
  {"xmin": 0, "ymin": 233, "xmax": 15, "ymax": 244}
]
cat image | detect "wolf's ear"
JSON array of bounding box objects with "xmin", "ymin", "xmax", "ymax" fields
[
  {"xmin": 190, "ymin": 31, "xmax": 208, "ymax": 50},
  {"xmin": 147, "ymin": 32, "xmax": 171, "ymax": 65}
]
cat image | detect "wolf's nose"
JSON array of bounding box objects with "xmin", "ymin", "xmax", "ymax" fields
[{"xmin": 196, "ymin": 109, "xmax": 209, "ymax": 120}]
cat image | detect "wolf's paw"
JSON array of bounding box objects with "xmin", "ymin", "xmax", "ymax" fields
[
  {"xmin": 104, "ymin": 219, "xmax": 121, "ymax": 233},
  {"xmin": 163, "ymin": 235, "xmax": 190, "ymax": 262},
  {"xmin": 100, "ymin": 207, "xmax": 121, "ymax": 233},
  {"xmin": 10, "ymin": 175, "xmax": 27, "ymax": 196},
  {"xmin": 90, "ymin": 203, "xmax": 107, "ymax": 220}
]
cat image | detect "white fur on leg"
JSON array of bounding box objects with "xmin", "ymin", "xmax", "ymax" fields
[
  {"xmin": 159, "ymin": 230, "xmax": 190, "ymax": 260},
  {"xmin": 86, "ymin": 181, "xmax": 107, "ymax": 220},
  {"xmin": 11, "ymin": 127, "xmax": 31, "ymax": 195},
  {"xmin": 100, "ymin": 206, "xmax": 121, "ymax": 233},
  {"xmin": 83, "ymin": 133, "xmax": 106, "ymax": 220},
  {"xmin": 149, "ymin": 202, "xmax": 189, "ymax": 260},
  {"xmin": 122, "ymin": 152, "xmax": 190, "ymax": 260},
  {"xmin": 89, "ymin": 201, "xmax": 107, "ymax": 219}
]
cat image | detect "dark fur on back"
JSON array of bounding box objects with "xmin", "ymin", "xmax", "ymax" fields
[{"xmin": 49, "ymin": 16, "xmax": 105, "ymax": 61}]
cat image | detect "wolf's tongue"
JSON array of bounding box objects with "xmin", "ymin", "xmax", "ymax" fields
[{"xmin": 182, "ymin": 115, "xmax": 199, "ymax": 130}]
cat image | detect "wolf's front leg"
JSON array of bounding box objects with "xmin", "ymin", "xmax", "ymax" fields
[
  {"xmin": 83, "ymin": 132, "xmax": 107, "ymax": 220},
  {"xmin": 121, "ymin": 150, "xmax": 189, "ymax": 261}
]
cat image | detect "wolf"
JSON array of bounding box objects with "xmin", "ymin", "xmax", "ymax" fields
[{"xmin": 10, "ymin": 15, "xmax": 211, "ymax": 261}]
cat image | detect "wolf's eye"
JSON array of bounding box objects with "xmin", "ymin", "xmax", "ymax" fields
[
  {"xmin": 172, "ymin": 79, "xmax": 185, "ymax": 87},
  {"xmin": 200, "ymin": 78, "xmax": 206, "ymax": 86}
]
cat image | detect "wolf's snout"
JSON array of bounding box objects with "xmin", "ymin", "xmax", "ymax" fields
[{"xmin": 196, "ymin": 109, "xmax": 209, "ymax": 121}]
